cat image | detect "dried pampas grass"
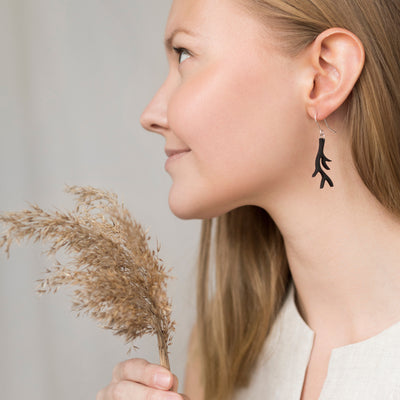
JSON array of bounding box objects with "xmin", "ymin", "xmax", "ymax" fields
[{"xmin": 0, "ymin": 185, "xmax": 174, "ymax": 369}]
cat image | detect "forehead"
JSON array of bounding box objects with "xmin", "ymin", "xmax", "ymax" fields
[
  {"xmin": 164, "ymin": 0, "xmax": 264, "ymax": 44},
  {"xmin": 164, "ymin": 0, "xmax": 205, "ymax": 49},
  {"xmin": 166, "ymin": 0, "xmax": 215, "ymax": 31},
  {"xmin": 165, "ymin": 0, "xmax": 256, "ymax": 37}
]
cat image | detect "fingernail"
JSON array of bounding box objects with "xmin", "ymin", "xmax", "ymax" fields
[{"xmin": 154, "ymin": 372, "xmax": 172, "ymax": 388}]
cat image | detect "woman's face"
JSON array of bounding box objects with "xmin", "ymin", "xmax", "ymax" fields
[{"xmin": 140, "ymin": 0, "xmax": 311, "ymax": 219}]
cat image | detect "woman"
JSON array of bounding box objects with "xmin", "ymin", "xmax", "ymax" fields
[{"xmin": 97, "ymin": 0, "xmax": 400, "ymax": 399}]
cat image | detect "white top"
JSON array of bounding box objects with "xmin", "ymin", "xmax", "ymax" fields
[{"xmin": 234, "ymin": 283, "xmax": 400, "ymax": 399}]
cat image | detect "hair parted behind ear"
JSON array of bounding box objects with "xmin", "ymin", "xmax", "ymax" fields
[{"xmin": 196, "ymin": 1, "xmax": 400, "ymax": 399}]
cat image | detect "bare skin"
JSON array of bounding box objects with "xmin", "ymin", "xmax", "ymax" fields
[
  {"xmin": 299, "ymin": 340, "xmax": 335, "ymax": 400},
  {"xmin": 95, "ymin": 358, "xmax": 186, "ymax": 400},
  {"xmin": 96, "ymin": 333, "xmax": 200, "ymax": 400},
  {"xmin": 98, "ymin": 0, "xmax": 400, "ymax": 398}
]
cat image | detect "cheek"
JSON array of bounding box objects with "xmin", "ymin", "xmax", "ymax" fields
[
  {"xmin": 170, "ymin": 61, "xmax": 301, "ymax": 171},
  {"xmin": 166, "ymin": 58, "xmax": 307, "ymax": 217},
  {"xmin": 168, "ymin": 62, "xmax": 239, "ymax": 153},
  {"xmin": 170, "ymin": 62, "xmax": 275, "ymax": 159}
]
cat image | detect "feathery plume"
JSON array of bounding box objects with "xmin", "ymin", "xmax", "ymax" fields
[{"xmin": 0, "ymin": 185, "xmax": 175, "ymax": 369}]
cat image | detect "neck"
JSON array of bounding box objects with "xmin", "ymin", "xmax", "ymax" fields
[{"xmin": 260, "ymin": 140, "xmax": 400, "ymax": 346}]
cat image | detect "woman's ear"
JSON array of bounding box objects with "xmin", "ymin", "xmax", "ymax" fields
[{"xmin": 304, "ymin": 27, "xmax": 365, "ymax": 120}]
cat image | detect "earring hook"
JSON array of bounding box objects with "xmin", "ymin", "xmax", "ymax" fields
[
  {"xmin": 324, "ymin": 118, "xmax": 336, "ymax": 134},
  {"xmin": 314, "ymin": 114, "xmax": 336, "ymax": 137},
  {"xmin": 314, "ymin": 114, "xmax": 325, "ymax": 138}
]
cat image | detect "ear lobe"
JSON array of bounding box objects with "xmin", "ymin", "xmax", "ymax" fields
[{"xmin": 305, "ymin": 28, "xmax": 365, "ymax": 120}]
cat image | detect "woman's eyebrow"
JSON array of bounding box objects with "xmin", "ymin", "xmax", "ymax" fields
[{"xmin": 164, "ymin": 28, "xmax": 199, "ymax": 52}]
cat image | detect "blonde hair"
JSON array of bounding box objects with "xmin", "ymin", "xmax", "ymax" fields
[{"xmin": 195, "ymin": 1, "xmax": 400, "ymax": 399}]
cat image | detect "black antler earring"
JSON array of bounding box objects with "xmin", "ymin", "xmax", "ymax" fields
[{"xmin": 312, "ymin": 115, "xmax": 336, "ymax": 189}]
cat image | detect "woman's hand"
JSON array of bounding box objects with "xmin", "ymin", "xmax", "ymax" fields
[{"xmin": 96, "ymin": 358, "xmax": 189, "ymax": 400}]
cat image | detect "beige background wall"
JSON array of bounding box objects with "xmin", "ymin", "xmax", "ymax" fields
[{"xmin": 0, "ymin": 1, "xmax": 199, "ymax": 398}]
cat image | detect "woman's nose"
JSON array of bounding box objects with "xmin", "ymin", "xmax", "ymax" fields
[{"xmin": 140, "ymin": 86, "xmax": 169, "ymax": 136}]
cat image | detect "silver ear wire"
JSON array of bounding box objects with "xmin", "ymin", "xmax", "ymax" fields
[
  {"xmin": 324, "ymin": 118, "xmax": 336, "ymax": 134},
  {"xmin": 315, "ymin": 115, "xmax": 325, "ymax": 138},
  {"xmin": 312, "ymin": 114, "xmax": 335, "ymax": 189},
  {"xmin": 314, "ymin": 116, "xmax": 336, "ymax": 137}
]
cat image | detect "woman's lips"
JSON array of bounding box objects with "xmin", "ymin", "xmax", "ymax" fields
[
  {"xmin": 164, "ymin": 149, "xmax": 191, "ymax": 170},
  {"xmin": 165, "ymin": 148, "xmax": 191, "ymax": 157}
]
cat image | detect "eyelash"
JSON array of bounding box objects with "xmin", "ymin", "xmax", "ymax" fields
[{"xmin": 173, "ymin": 47, "xmax": 191, "ymax": 64}]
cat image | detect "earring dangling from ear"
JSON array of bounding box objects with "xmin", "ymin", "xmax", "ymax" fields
[{"xmin": 312, "ymin": 115, "xmax": 336, "ymax": 189}]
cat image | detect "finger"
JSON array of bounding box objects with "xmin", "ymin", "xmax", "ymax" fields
[
  {"xmin": 171, "ymin": 374, "xmax": 179, "ymax": 392},
  {"xmin": 112, "ymin": 358, "xmax": 174, "ymax": 390},
  {"xmin": 102, "ymin": 380, "xmax": 182, "ymax": 400}
]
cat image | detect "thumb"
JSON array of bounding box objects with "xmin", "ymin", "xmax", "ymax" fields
[{"xmin": 171, "ymin": 374, "xmax": 179, "ymax": 392}]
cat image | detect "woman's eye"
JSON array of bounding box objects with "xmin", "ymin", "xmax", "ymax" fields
[{"xmin": 173, "ymin": 47, "xmax": 191, "ymax": 65}]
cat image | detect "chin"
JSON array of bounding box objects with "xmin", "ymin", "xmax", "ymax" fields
[{"xmin": 168, "ymin": 190, "xmax": 233, "ymax": 220}]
